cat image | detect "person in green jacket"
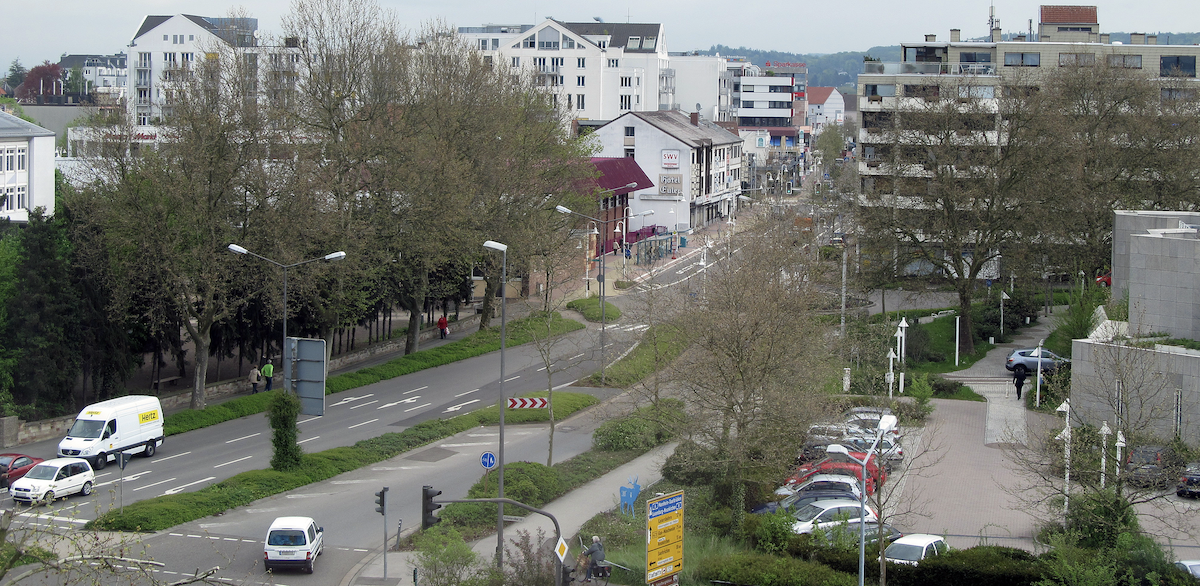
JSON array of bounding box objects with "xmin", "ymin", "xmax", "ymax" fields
[{"xmin": 262, "ymin": 361, "xmax": 274, "ymax": 392}]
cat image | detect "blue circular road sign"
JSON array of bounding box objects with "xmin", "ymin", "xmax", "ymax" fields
[{"xmin": 481, "ymin": 451, "xmax": 497, "ymax": 470}]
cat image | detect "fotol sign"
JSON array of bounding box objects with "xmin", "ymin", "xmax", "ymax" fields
[
  {"xmin": 646, "ymin": 490, "xmax": 684, "ymax": 583},
  {"xmin": 661, "ymin": 149, "xmax": 680, "ymax": 169}
]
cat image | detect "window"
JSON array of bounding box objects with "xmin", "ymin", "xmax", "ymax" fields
[
  {"xmin": 608, "ymin": 58, "xmax": 618, "ymax": 68},
  {"xmin": 523, "ymin": 35, "xmax": 535, "ymax": 49},
  {"xmin": 16, "ymin": 148, "xmax": 25, "ymax": 171},
  {"xmin": 624, "ymin": 126, "xmax": 635, "ymax": 136},
  {"xmin": 479, "ymin": 39, "xmax": 489, "ymax": 50},
  {"xmin": 742, "ymin": 85, "xmax": 755, "ymax": 92},
  {"xmin": 1162, "ymin": 87, "xmax": 1197, "ymax": 101},
  {"xmin": 537, "ymin": 29, "xmax": 560, "ymax": 50},
  {"xmin": 958, "ymin": 85, "xmax": 995, "ymax": 99},
  {"xmin": 627, "ymin": 37, "xmax": 641, "ymax": 50},
  {"xmin": 769, "ymin": 101, "xmax": 791, "ymax": 109},
  {"xmin": 1004, "ymin": 52, "xmax": 1041, "ymax": 67},
  {"xmin": 577, "ymin": 57, "xmax": 586, "ymax": 68},
  {"xmin": 959, "ymin": 52, "xmax": 992, "ymax": 63},
  {"xmin": 512, "ymin": 57, "xmax": 520, "ymax": 67},
  {"xmin": 643, "ymin": 36, "xmax": 657, "ymax": 50},
  {"xmin": 138, "ymin": 112, "xmax": 150, "ymax": 125},
  {"xmin": 189, "ymin": 35, "xmax": 194, "ymax": 41},
  {"xmin": 564, "ymin": 37, "xmax": 575, "ymax": 49},
  {"xmin": 182, "ymin": 52, "xmax": 194, "ymax": 66},
  {"xmin": 624, "ymin": 148, "xmax": 635, "ymax": 158},
  {"xmin": 576, "ymin": 94, "xmax": 585, "ymax": 109},
  {"xmin": 1108, "ymin": 54, "xmax": 1142, "ymax": 68},
  {"xmin": 163, "ymin": 34, "xmax": 168, "ymax": 41},
  {"xmin": 1058, "ymin": 53, "xmax": 1095, "ymax": 67},
  {"xmin": 864, "ymin": 84, "xmax": 896, "ymax": 97},
  {"xmin": 768, "ymin": 85, "xmax": 789, "ymax": 93},
  {"xmin": 620, "ymin": 95, "xmax": 632, "ymax": 110},
  {"xmin": 3, "ymin": 150, "xmax": 11, "ymax": 171},
  {"xmin": 15, "ymin": 186, "xmax": 25, "ymax": 210},
  {"xmin": 577, "ymin": 76, "xmax": 585, "ymax": 86},
  {"xmin": 621, "ymin": 76, "xmax": 632, "ymax": 87},
  {"xmin": 1161, "ymin": 56, "xmax": 1197, "ymax": 77}
]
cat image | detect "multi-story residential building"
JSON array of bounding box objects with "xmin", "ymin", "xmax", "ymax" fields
[
  {"xmin": 806, "ymin": 87, "xmax": 845, "ymax": 135},
  {"xmin": 0, "ymin": 111, "xmax": 55, "ymax": 221},
  {"xmin": 592, "ymin": 110, "xmax": 743, "ymax": 232},
  {"xmin": 58, "ymin": 54, "xmax": 128, "ymax": 103},
  {"xmin": 857, "ymin": 4, "xmax": 1200, "ymax": 195},
  {"xmin": 458, "ymin": 20, "xmax": 671, "ymax": 124},
  {"xmin": 670, "ymin": 52, "xmax": 738, "ymax": 123}
]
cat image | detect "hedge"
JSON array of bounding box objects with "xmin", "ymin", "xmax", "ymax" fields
[{"xmin": 695, "ymin": 552, "xmax": 857, "ymax": 586}]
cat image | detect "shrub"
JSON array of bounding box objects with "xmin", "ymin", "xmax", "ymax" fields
[
  {"xmin": 267, "ymin": 390, "xmax": 302, "ymax": 471},
  {"xmin": 695, "ymin": 552, "xmax": 856, "ymax": 586},
  {"xmin": 904, "ymin": 323, "xmax": 945, "ymax": 363},
  {"xmin": 592, "ymin": 399, "xmax": 683, "ymax": 451},
  {"xmin": 661, "ymin": 441, "xmax": 717, "ymax": 485},
  {"xmin": 565, "ymin": 295, "xmax": 621, "ymax": 323},
  {"xmin": 891, "ymin": 545, "xmax": 1042, "ymax": 586},
  {"xmin": 753, "ymin": 510, "xmax": 793, "ymax": 555}
]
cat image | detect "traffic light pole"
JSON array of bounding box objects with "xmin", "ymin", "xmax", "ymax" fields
[
  {"xmin": 424, "ymin": 495, "xmax": 564, "ymax": 586},
  {"xmin": 375, "ymin": 487, "xmax": 389, "ymax": 579}
]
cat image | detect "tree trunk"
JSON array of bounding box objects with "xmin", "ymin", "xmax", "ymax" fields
[
  {"xmin": 957, "ymin": 287, "xmax": 975, "ymax": 355},
  {"xmin": 189, "ymin": 329, "xmax": 211, "ymax": 410},
  {"xmin": 478, "ymin": 272, "xmax": 497, "ymax": 331},
  {"xmin": 547, "ymin": 372, "xmax": 555, "ymax": 467}
]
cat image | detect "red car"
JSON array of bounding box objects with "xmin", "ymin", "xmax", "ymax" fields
[
  {"xmin": 1096, "ymin": 271, "xmax": 1111, "ymax": 287},
  {"xmin": 0, "ymin": 453, "xmax": 44, "ymax": 488},
  {"xmin": 786, "ymin": 453, "xmax": 886, "ymax": 494}
]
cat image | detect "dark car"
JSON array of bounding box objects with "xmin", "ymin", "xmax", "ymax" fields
[
  {"xmin": 1126, "ymin": 445, "xmax": 1182, "ymax": 488},
  {"xmin": 1005, "ymin": 348, "xmax": 1070, "ymax": 377},
  {"xmin": 1176, "ymin": 463, "xmax": 1200, "ymax": 498},
  {"xmin": 0, "ymin": 453, "xmax": 44, "ymax": 488},
  {"xmin": 751, "ymin": 489, "xmax": 860, "ymax": 515}
]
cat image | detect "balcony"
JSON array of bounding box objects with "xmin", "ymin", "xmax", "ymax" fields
[{"xmin": 863, "ymin": 62, "xmax": 997, "ymax": 76}]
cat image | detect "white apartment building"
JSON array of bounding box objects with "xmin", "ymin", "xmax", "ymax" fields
[
  {"xmin": 59, "ymin": 54, "xmax": 128, "ymax": 102},
  {"xmin": 805, "ymin": 87, "xmax": 844, "ymax": 135},
  {"xmin": 734, "ymin": 68, "xmax": 806, "ymax": 149},
  {"xmin": 670, "ymin": 53, "xmax": 734, "ymax": 122},
  {"xmin": 0, "ymin": 111, "xmax": 55, "ymax": 221},
  {"xmin": 459, "ymin": 20, "xmax": 678, "ymax": 123},
  {"xmin": 592, "ymin": 111, "xmax": 743, "ymax": 230}
]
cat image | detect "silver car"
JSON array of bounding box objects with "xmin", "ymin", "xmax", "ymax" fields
[{"xmin": 1005, "ymin": 348, "xmax": 1069, "ymax": 377}]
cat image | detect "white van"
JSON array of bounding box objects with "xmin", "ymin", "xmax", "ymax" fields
[
  {"xmin": 57, "ymin": 396, "xmax": 164, "ymax": 470},
  {"xmin": 264, "ymin": 516, "xmax": 324, "ymax": 574}
]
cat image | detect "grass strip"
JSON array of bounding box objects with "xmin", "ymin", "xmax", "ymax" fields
[
  {"xmin": 88, "ymin": 391, "xmax": 598, "ymax": 532},
  {"xmin": 581, "ymin": 323, "xmax": 687, "ymax": 388},
  {"xmin": 565, "ymin": 296, "xmax": 621, "ymax": 323},
  {"xmin": 163, "ymin": 313, "xmax": 584, "ymax": 436}
]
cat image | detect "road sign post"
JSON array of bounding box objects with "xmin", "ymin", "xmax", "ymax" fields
[
  {"xmin": 481, "ymin": 451, "xmax": 497, "ymax": 470},
  {"xmin": 646, "ymin": 490, "xmax": 684, "ymax": 584},
  {"xmin": 507, "ymin": 397, "xmax": 549, "ymax": 409}
]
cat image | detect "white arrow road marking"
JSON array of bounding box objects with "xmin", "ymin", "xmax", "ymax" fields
[
  {"xmin": 214, "ymin": 456, "xmax": 252, "ymax": 468},
  {"xmin": 97, "ymin": 470, "xmax": 153, "ymax": 488},
  {"xmin": 132, "ymin": 478, "xmax": 177, "ymax": 491},
  {"xmin": 443, "ymin": 399, "xmax": 480, "ymax": 413},
  {"xmin": 378, "ymin": 396, "xmax": 421, "ymax": 409},
  {"xmin": 154, "ymin": 451, "xmax": 191, "ymax": 463},
  {"xmin": 331, "ymin": 394, "xmax": 374, "ymax": 407},
  {"xmin": 348, "ymin": 419, "xmax": 378, "ymax": 429},
  {"xmin": 163, "ymin": 477, "xmax": 216, "ymax": 495},
  {"xmin": 404, "ymin": 403, "xmax": 431, "ymax": 412},
  {"xmin": 349, "ymin": 400, "xmax": 379, "ymax": 409},
  {"xmin": 455, "ymin": 388, "xmax": 479, "ymax": 397},
  {"xmin": 16, "ymin": 511, "xmax": 87, "ymax": 524},
  {"xmin": 298, "ymin": 436, "xmax": 320, "ymax": 444},
  {"xmin": 225, "ymin": 433, "xmax": 260, "ymax": 444},
  {"xmin": 404, "ymin": 386, "xmax": 428, "ymax": 395}
]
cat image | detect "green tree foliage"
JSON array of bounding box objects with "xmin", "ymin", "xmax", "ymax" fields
[
  {"xmin": 267, "ymin": 390, "xmax": 302, "ymax": 471},
  {"xmin": 412, "ymin": 524, "xmax": 488, "ymax": 586}
]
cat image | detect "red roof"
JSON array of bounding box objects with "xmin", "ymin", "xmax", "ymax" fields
[
  {"xmin": 590, "ymin": 157, "xmax": 654, "ymax": 195},
  {"xmin": 1040, "ymin": 5, "xmax": 1097, "ymax": 24},
  {"xmin": 807, "ymin": 87, "xmax": 835, "ymax": 106}
]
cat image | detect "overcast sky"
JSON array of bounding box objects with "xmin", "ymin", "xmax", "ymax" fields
[{"xmin": 5, "ymin": 0, "xmax": 1196, "ymax": 77}]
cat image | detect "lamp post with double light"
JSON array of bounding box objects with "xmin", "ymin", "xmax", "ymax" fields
[
  {"xmin": 826, "ymin": 414, "xmax": 897, "ymax": 586},
  {"xmin": 482, "ymin": 240, "xmax": 508, "ymax": 567},
  {"xmin": 555, "ymin": 205, "xmax": 616, "ymax": 385},
  {"xmin": 226, "ymin": 244, "xmax": 346, "ymax": 380}
]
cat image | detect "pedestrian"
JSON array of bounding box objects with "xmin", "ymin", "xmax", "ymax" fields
[
  {"xmin": 1014, "ymin": 368, "xmax": 1027, "ymax": 400},
  {"xmin": 262, "ymin": 361, "xmax": 274, "ymax": 392},
  {"xmin": 437, "ymin": 315, "xmax": 449, "ymax": 339},
  {"xmin": 248, "ymin": 365, "xmax": 262, "ymax": 394},
  {"xmin": 582, "ymin": 535, "xmax": 605, "ymax": 582}
]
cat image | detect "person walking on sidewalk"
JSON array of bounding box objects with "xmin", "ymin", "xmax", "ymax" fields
[
  {"xmin": 437, "ymin": 315, "xmax": 449, "ymax": 339},
  {"xmin": 262, "ymin": 361, "xmax": 275, "ymax": 392},
  {"xmin": 1014, "ymin": 368, "xmax": 1027, "ymax": 400},
  {"xmin": 248, "ymin": 365, "xmax": 262, "ymax": 394},
  {"xmin": 582, "ymin": 535, "xmax": 605, "ymax": 582}
]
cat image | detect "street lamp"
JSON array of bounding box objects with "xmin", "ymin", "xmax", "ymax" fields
[
  {"xmin": 886, "ymin": 348, "xmax": 897, "ymax": 398},
  {"xmin": 1035, "ymin": 338, "xmax": 1046, "ymax": 408},
  {"xmin": 827, "ymin": 413, "xmax": 898, "ymax": 586},
  {"xmin": 226, "ymin": 244, "xmax": 346, "ymax": 383},
  {"xmin": 556, "ymin": 205, "xmax": 618, "ymax": 386},
  {"xmin": 898, "ymin": 317, "xmax": 909, "ymax": 363},
  {"xmin": 1056, "ymin": 399, "xmax": 1071, "ymax": 517},
  {"xmin": 1099, "ymin": 421, "xmax": 1111, "ymax": 489},
  {"xmin": 482, "ymin": 239, "xmax": 508, "ymax": 568}
]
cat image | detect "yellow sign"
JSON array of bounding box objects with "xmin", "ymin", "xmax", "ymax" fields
[
  {"xmin": 555, "ymin": 537, "xmax": 569, "ymax": 562},
  {"xmin": 646, "ymin": 490, "xmax": 684, "ymax": 583},
  {"xmin": 138, "ymin": 410, "xmax": 160, "ymax": 424}
]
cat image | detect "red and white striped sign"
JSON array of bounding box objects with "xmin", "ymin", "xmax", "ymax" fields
[{"xmin": 507, "ymin": 397, "xmax": 549, "ymax": 409}]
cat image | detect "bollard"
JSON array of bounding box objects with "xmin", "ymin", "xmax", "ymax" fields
[{"xmin": 396, "ymin": 519, "xmax": 403, "ymax": 549}]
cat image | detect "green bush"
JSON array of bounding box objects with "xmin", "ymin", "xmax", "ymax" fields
[
  {"xmin": 887, "ymin": 546, "xmax": 1041, "ymax": 586},
  {"xmin": 661, "ymin": 441, "xmax": 718, "ymax": 486},
  {"xmin": 583, "ymin": 323, "xmax": 686, "ymax": 388},
  {"xmin": 753, "ymin": 510, "xmax": 794, "ymax": 555},
  {"xmin": 592, "ymin": 399, "xmax": 683, "ymax": 451},
  {"xmin": 695, "ymin": 552, "xmax": 856, "ymax": 586},
  {"xmin": 565, "ymin": 295, "xmax": 621, "ymax": 323},
  {"xmin": 904, "ymin": 323, "xmax": 945, "ymax": 363}
]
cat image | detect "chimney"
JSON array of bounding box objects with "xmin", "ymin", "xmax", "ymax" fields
[
  {"xmin": 690, "ymin": 112, "xmax": 699, "ymax": 126},
  {"xmin": 1147, "ymin": 35, "xmax": 1158, "ymax": 45},
  {"xmin": 950, "ymin": 29, "xmax": 961, "ymax": 42},
  {"xmin": 1130, "ymin": 33, "xmax": 1145, "ymax": 44},
  {"xmin": 1101, "ymin": 33, "xmax": 1110, "ymax": 44},
  {"xmin": 925, "ymin": 34, "xmax": 937, "ymax": 42},
  {"xmin": 1015, "ymin": 35, "xmax": 1026, "ymax": 42},
  {"xmin": 992, "ymin": 27, "xmax": 1002, "ymax": 42}
]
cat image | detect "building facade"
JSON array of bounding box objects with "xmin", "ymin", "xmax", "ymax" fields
[
  {"xmin": 0, "ymin": 111, "xmax": 56, "ymax": 221},
  {"xmin": 59, "ymin": 54, "xmax": 129, "ymax": 103},
  {"xmin": 805, "ymin": 87, "xmax": 844, "ymax": 135}
]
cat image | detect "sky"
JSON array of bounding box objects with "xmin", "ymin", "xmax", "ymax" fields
[{"xmin": 5, "ymin": 0, "xmax": 1197, "ymax": 78}]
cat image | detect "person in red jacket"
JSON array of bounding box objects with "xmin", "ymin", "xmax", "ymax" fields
[{"xmin": 437, "ymin": 315, "xmax": 449, "ymax": 339}]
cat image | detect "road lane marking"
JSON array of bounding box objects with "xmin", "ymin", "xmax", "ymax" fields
[
  {"xmin": 537, "ymin": 367, "xmax": 546, "ymax": 372},
  {"xmin": 298, "ymin": 436, "xmax": 320, "ymax": 444},
  {"xmin": 570, "ymin": 354, "xmax": 584, "ymax": 360},
  {"xmin": 440, "ymin": 441, "xmax": 494, "ymax": 447},
  {"xmin": 348, "ymin": 419, "xmax": 379, "ymax": 429},
  {"xmin": 404, "ymin": 386, "xmax": 429, "ymax": 395},
  {"xmin": 444, "ymin": 399, "xmax": 479, "ymax": 413},
  {"xmin": 378, "ymin": 396, "xmax": 420, "ymax": 409},
  {"xmin": 331, "ymin": 394, "xmax": 374, "ymax": 407},
  {"xmin": 504, "ymin": 376, "xmax": 520, "ymax": 382},
  {"xmin": 225, "ymin": 433, "xmax": 261, "ymax": 444},
  {"xmin": 132, "ymin": 478, "xmax": 177, "ymax": 491},
  {"xmin": 298, "ymin": 417, "xmax": 320, "ymax": 424},
  {"xmin": 404, "ymin": 403, "xmax": 431, "ymax": 412},
  {"xmin": 164, "ymin": 477, "xmax": 216, "ymax": 495},
  {"xmin": 214, "ymin": 456, "xmax": 252, "ymax": 468},
  {"xmin": 96, "ymin": 471, "xmax": 153, "ymax": 488},
  {"xmin": 455, "ymin": 388, "xmax": 479, "ymax": 397},
  {"xmin": 154, "ymin": 451, "xmax": 191, "ymax": 463},
  {"xmin": 350, "ymin": 400, "xmax": 379, "ymax": 409}
]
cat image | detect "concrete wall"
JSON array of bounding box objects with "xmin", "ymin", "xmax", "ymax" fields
[
  {"xmin": 1129, "ymin": 231, "xmax": 1200, "ymax": 340},
  {"xmin": 1112, "ymin": 210, "xmax": 1200, "ymax": 298}
]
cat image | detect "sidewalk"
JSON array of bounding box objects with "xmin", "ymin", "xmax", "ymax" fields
[{"xmin": 344, "ymin": 440, "xmax": 676, "ymax": 586}]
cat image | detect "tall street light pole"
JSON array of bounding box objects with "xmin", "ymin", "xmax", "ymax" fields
[
  {"xmin": 483, "ymin": 240, "xmax": 508, "ymax": 567},
  {"xmin": 227, "ymin": 244, "xmax": 346, "ymax": 381}
]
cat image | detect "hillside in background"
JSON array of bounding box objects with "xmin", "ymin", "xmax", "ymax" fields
[{"xmin": 706, "ymin": 31, "xmax": 1200, "ymax": 91}]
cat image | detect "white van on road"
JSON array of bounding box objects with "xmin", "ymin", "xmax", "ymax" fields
[{"xmin": 57, "ymin": 396, "xmax": 164, "ymax": 470}]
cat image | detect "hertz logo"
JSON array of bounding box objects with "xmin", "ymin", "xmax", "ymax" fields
[{"xmin": 138, "ymin": 411, "xmax": 160, "ymax": 424}]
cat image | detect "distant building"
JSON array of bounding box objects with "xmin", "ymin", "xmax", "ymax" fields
[
  {"xmin": 58, "ymin": 54, "xmax": 128, "ymax": 103},
  {"xmin": 0, "ymin": 111, "xmax": 55, "ymax": 221},
  {"xmin": 805, "ymin": 87, "xmax": 844, "ymax": 135}
]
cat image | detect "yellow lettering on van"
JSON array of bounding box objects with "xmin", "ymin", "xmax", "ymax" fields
[
  {"xmin": 85, "ymin": 411, "xmax": 102, "ymax": 416},
  {"xmin": 138, "ymin": 411, "xmax": 160, "ymax": 424}
]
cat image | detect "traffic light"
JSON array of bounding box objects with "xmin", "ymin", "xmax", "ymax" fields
[
  {"xmin": 422, "ymin": 485, "xmax": 442, "ymax": 530},
  {"xmin": 374, "ymin": 487, "xmax": 388, "ymax": 516},
  {"xmin": 786, "ymin": 180, "xmax": 793, "ymax": 194}
]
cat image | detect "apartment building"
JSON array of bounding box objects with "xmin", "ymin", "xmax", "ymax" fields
[
  {"xmin": 806, "ymin": 87, "xmax": 844, "ymax": 135},
  {"xmin": 592, "ymin": 110, "xmax": 743, "ymax": 231},
  {"xmin": 0, "ymin": 111, "xmax": 55, "ymax": 221},
  {"xmin": 58, "ymin": 54, "xmax": 128, "ymax": 103}
]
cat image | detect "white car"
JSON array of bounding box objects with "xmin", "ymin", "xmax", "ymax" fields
[
  {"xmin": 264, "ymin": 516, "xmax": 324, "ymax": 574},
  {"xmin": 884, "ymin": 534, "xmax": 949, "ymax": 565},
  {"xmin": 790, "ymin": 498, "xmax": 877, "ymax": 534},
  {"xmin": 1176, "ymin": 560, "xmax": 1200, "ymax": 578},
  {"xmin": 775, "ymin": 473, "xmax": 863, "ymax": 499},
  {"xmin": 10, "ymin": 458, "xmax": 95, "ymax": 504}
]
